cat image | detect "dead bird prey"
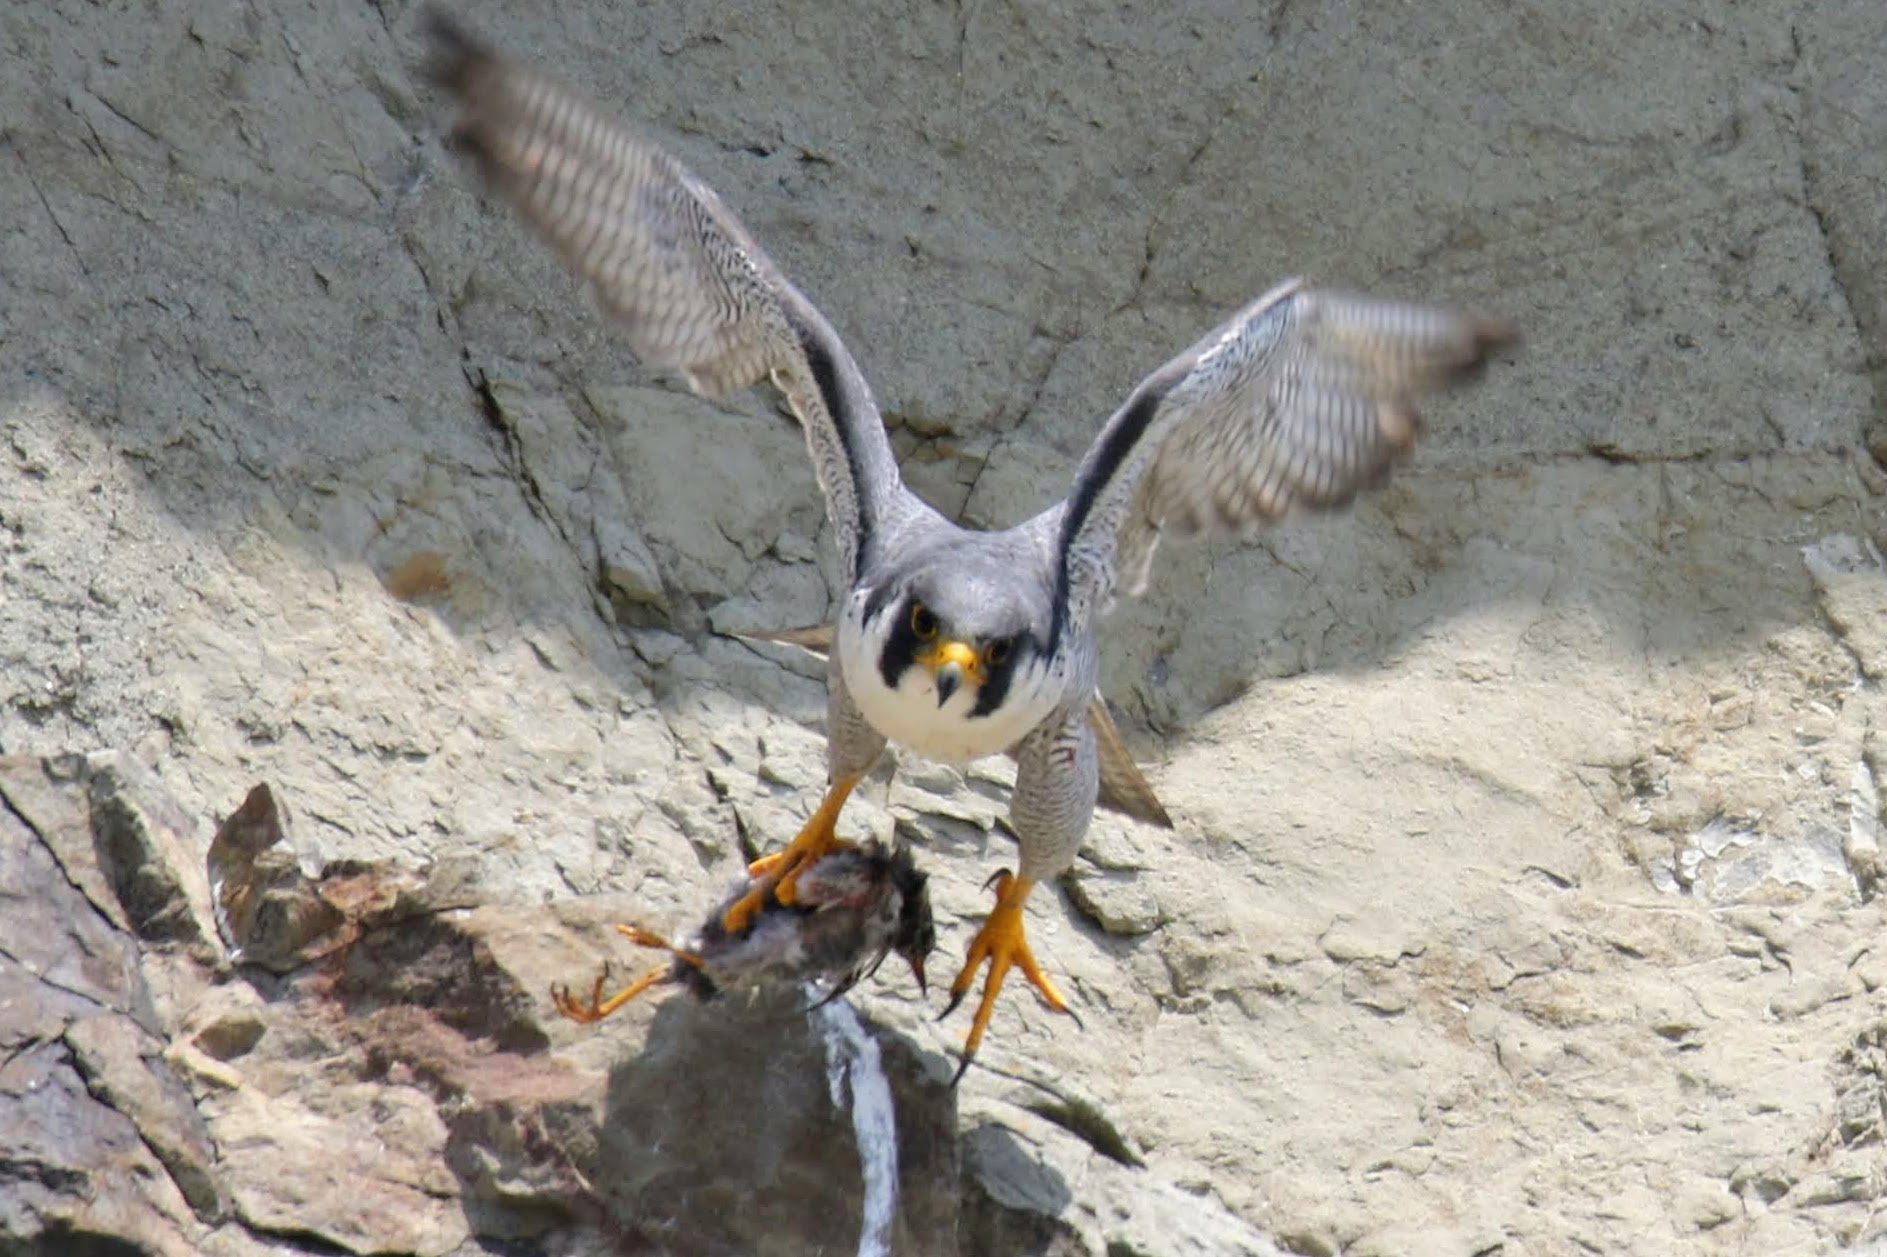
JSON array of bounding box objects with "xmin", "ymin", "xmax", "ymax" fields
[{"xmin": 552, "ymin": 841, "xmax": 935, "ymax": 1022}]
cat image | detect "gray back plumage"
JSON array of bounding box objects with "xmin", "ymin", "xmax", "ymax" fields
[{"xmin": 878, "ymin": 533, "xmax": 1057, "ymax": 640}]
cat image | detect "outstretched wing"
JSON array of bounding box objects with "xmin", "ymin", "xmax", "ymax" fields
[
  {"xmin": 421, "ymin": 10, "xmax": 902, "ymax": 581},
  {"xmin": 1055, "ymin": 279, "xmax": 1514, "ymax": 637}
]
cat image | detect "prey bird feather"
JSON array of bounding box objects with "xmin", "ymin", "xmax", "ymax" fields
[{"xmin": 551, "ymin": 840, "xmax": 935, "ymax": 1022}]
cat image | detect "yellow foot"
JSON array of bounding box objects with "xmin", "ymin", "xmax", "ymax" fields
[
  {"xmin": 940, "ymin": 870, "xmax": 1081, "ymax": 1085},
  {"xmin": 723, "ymin": 773, "xmax": 862, "ymax": 935},
  {"xmin": 746, "ymin": 835, "xmax": 856, "ymax": 880},
  {"xmin": 548, "ymin": 924, "xmax": 704, "ymax": 1024}
]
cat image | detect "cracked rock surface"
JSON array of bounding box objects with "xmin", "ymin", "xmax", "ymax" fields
[
  {"xmin": 0, "ymin": 756, "xmax": 1270, "ymax": 1256},
  {"xmin": 3, "ymin": 1, "xmax": 1886, "ymax": 1253}
]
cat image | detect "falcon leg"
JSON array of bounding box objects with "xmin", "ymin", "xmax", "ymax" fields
[
  {"xmin": 746, "ymin": 835, "xmax": 856, "ymax": 879},
  {"xmin": 548, "ymin": 925, "xmax": 704, "ymax": 1024},
  {"xmin": 723, "ymin": 773, "xmax": 862, "ymax": 934},
  {"xmin": 940, "ymin": 870, "xmax": 1077, "ymax": 1084}
]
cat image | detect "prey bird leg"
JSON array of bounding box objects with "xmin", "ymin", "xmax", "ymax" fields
[
  {"xmin": 548, "ymin": 924, "xmax": 704, "ymax": 1023},
  {"xmin": 551, "ymin": 961, "xmax": 671, "ymax": 1024}
]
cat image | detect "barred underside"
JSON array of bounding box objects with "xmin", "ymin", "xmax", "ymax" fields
[{"xmin": 1011, "ymin": 704, "xmax": 1099, "ymax": 882}]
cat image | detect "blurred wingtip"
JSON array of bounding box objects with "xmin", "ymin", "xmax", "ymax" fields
[
  {"xmin": 415, "ymin": 5, "xmax": 493, "ymax": 98},
  {"xmin": 1447, "ymin": 311, "xmax": 1522, "ymax": 388},
  {"xmin": 1471, "ymin": 312, "xmax": 1522, "ymax": 355}
]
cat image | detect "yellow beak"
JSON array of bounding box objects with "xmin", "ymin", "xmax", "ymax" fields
[{"xmin": 918, "ymin": 639, "xmax": 982, "ymax": 706}]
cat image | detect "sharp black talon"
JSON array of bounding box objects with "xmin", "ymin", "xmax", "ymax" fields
[
  {"xmin": 804, "ymin": 975, "xmax": 862, "ymax": 1014},
  {"xmin": 950, "ymin": 1052, "xmax": 974, "ymax": 1088},
  {"xmin": 981, "ymin": 868, "xmax": 1011, "ymax": 893},
  {"xmin": 1065, "ymin": 1005, "xmax": 1085, "ymax": 1032},
  {"xmin": 939, "ymin": 990, "xmax": 967, "ymax": 1021}
]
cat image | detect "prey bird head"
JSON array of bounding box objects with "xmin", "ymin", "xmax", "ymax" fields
[{"xmin": 885, "ymin": 844, "xmax": 936, "ymax": 996}]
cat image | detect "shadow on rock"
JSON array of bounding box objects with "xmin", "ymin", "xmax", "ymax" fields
[
  {"xmin": 956, "ymin": 1122, "xmax": 1079, "ymax": 1254},
  {"xmin": 245, "ymin": 829, "xmax": 991, "ymax": 1255},
  {"xmin": 259, "ymin": 830, "xmax": 1090, "ymax": 1257},
  {"xmin": 0, "ymin": 754, "xmax": 1210, "ymax": 1257},
  {"xmin": 580, "ymin": 988, "xmax": 961, "ymax": 1256}
]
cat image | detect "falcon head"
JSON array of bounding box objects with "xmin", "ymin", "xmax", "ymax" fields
[
  {"xmin": 841, "ymin": 544, "xmax": 1068, "ymax": 763},
  {"xmin": 867, "ymin": 550, "xmax": 1052, "ymax": 710}
]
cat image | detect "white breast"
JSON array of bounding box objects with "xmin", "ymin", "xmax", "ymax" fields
[{"xmin": 836, "ymin": 602, "xmax": 1060, "ymax": 765}]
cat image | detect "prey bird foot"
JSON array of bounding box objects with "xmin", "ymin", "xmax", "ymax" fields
[
  {"xmin": 550, "ymin": 961, "xmax": 671, "ymax": 1024},
  {"xmin": 552, "ymin": 922, "xmax": 694, "ymax": 1024},
  {"xmin": 549, "ymin": 964, "xmax": 614, "ymax": 1025},
  {"xmin": 939, "ymin": 870, "xmax": 1074, "ymax": 1085}
]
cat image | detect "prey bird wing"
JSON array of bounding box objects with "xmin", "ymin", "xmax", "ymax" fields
[
  {"xmin": 1055, "ymin": 279, "xmax": 1515, "ymax": 637},
  {"xmin": 422, "ymin": 10, "xmax": 902, "ymax": 582}
]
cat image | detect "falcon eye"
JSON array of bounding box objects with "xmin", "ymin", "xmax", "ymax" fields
[
  {"xmin": 910, "ymin": 602, "xmax": 939, "ymax": 641},
  {"xmin": 983, "ymin": 637, "xmax": 1012, "ymax": 667}
]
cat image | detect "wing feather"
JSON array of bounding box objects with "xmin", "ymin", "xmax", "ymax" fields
[
  {"xmin": 421, "ymin": 10, "xmax": 901, "ymax": 580},
  {"xmin": 1056, "ymin": 280, "xmax": 1514, "ymax": 636}
]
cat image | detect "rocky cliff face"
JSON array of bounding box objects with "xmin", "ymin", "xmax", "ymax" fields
[{"xmin": 2, "ymin": 2, "xmax": 1885, "ymax": 1254}]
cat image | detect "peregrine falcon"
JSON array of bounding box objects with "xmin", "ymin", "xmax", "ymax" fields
[{"xmin": 423, "ymin": 12, "xmax": 1515, "ymax": 1079}]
